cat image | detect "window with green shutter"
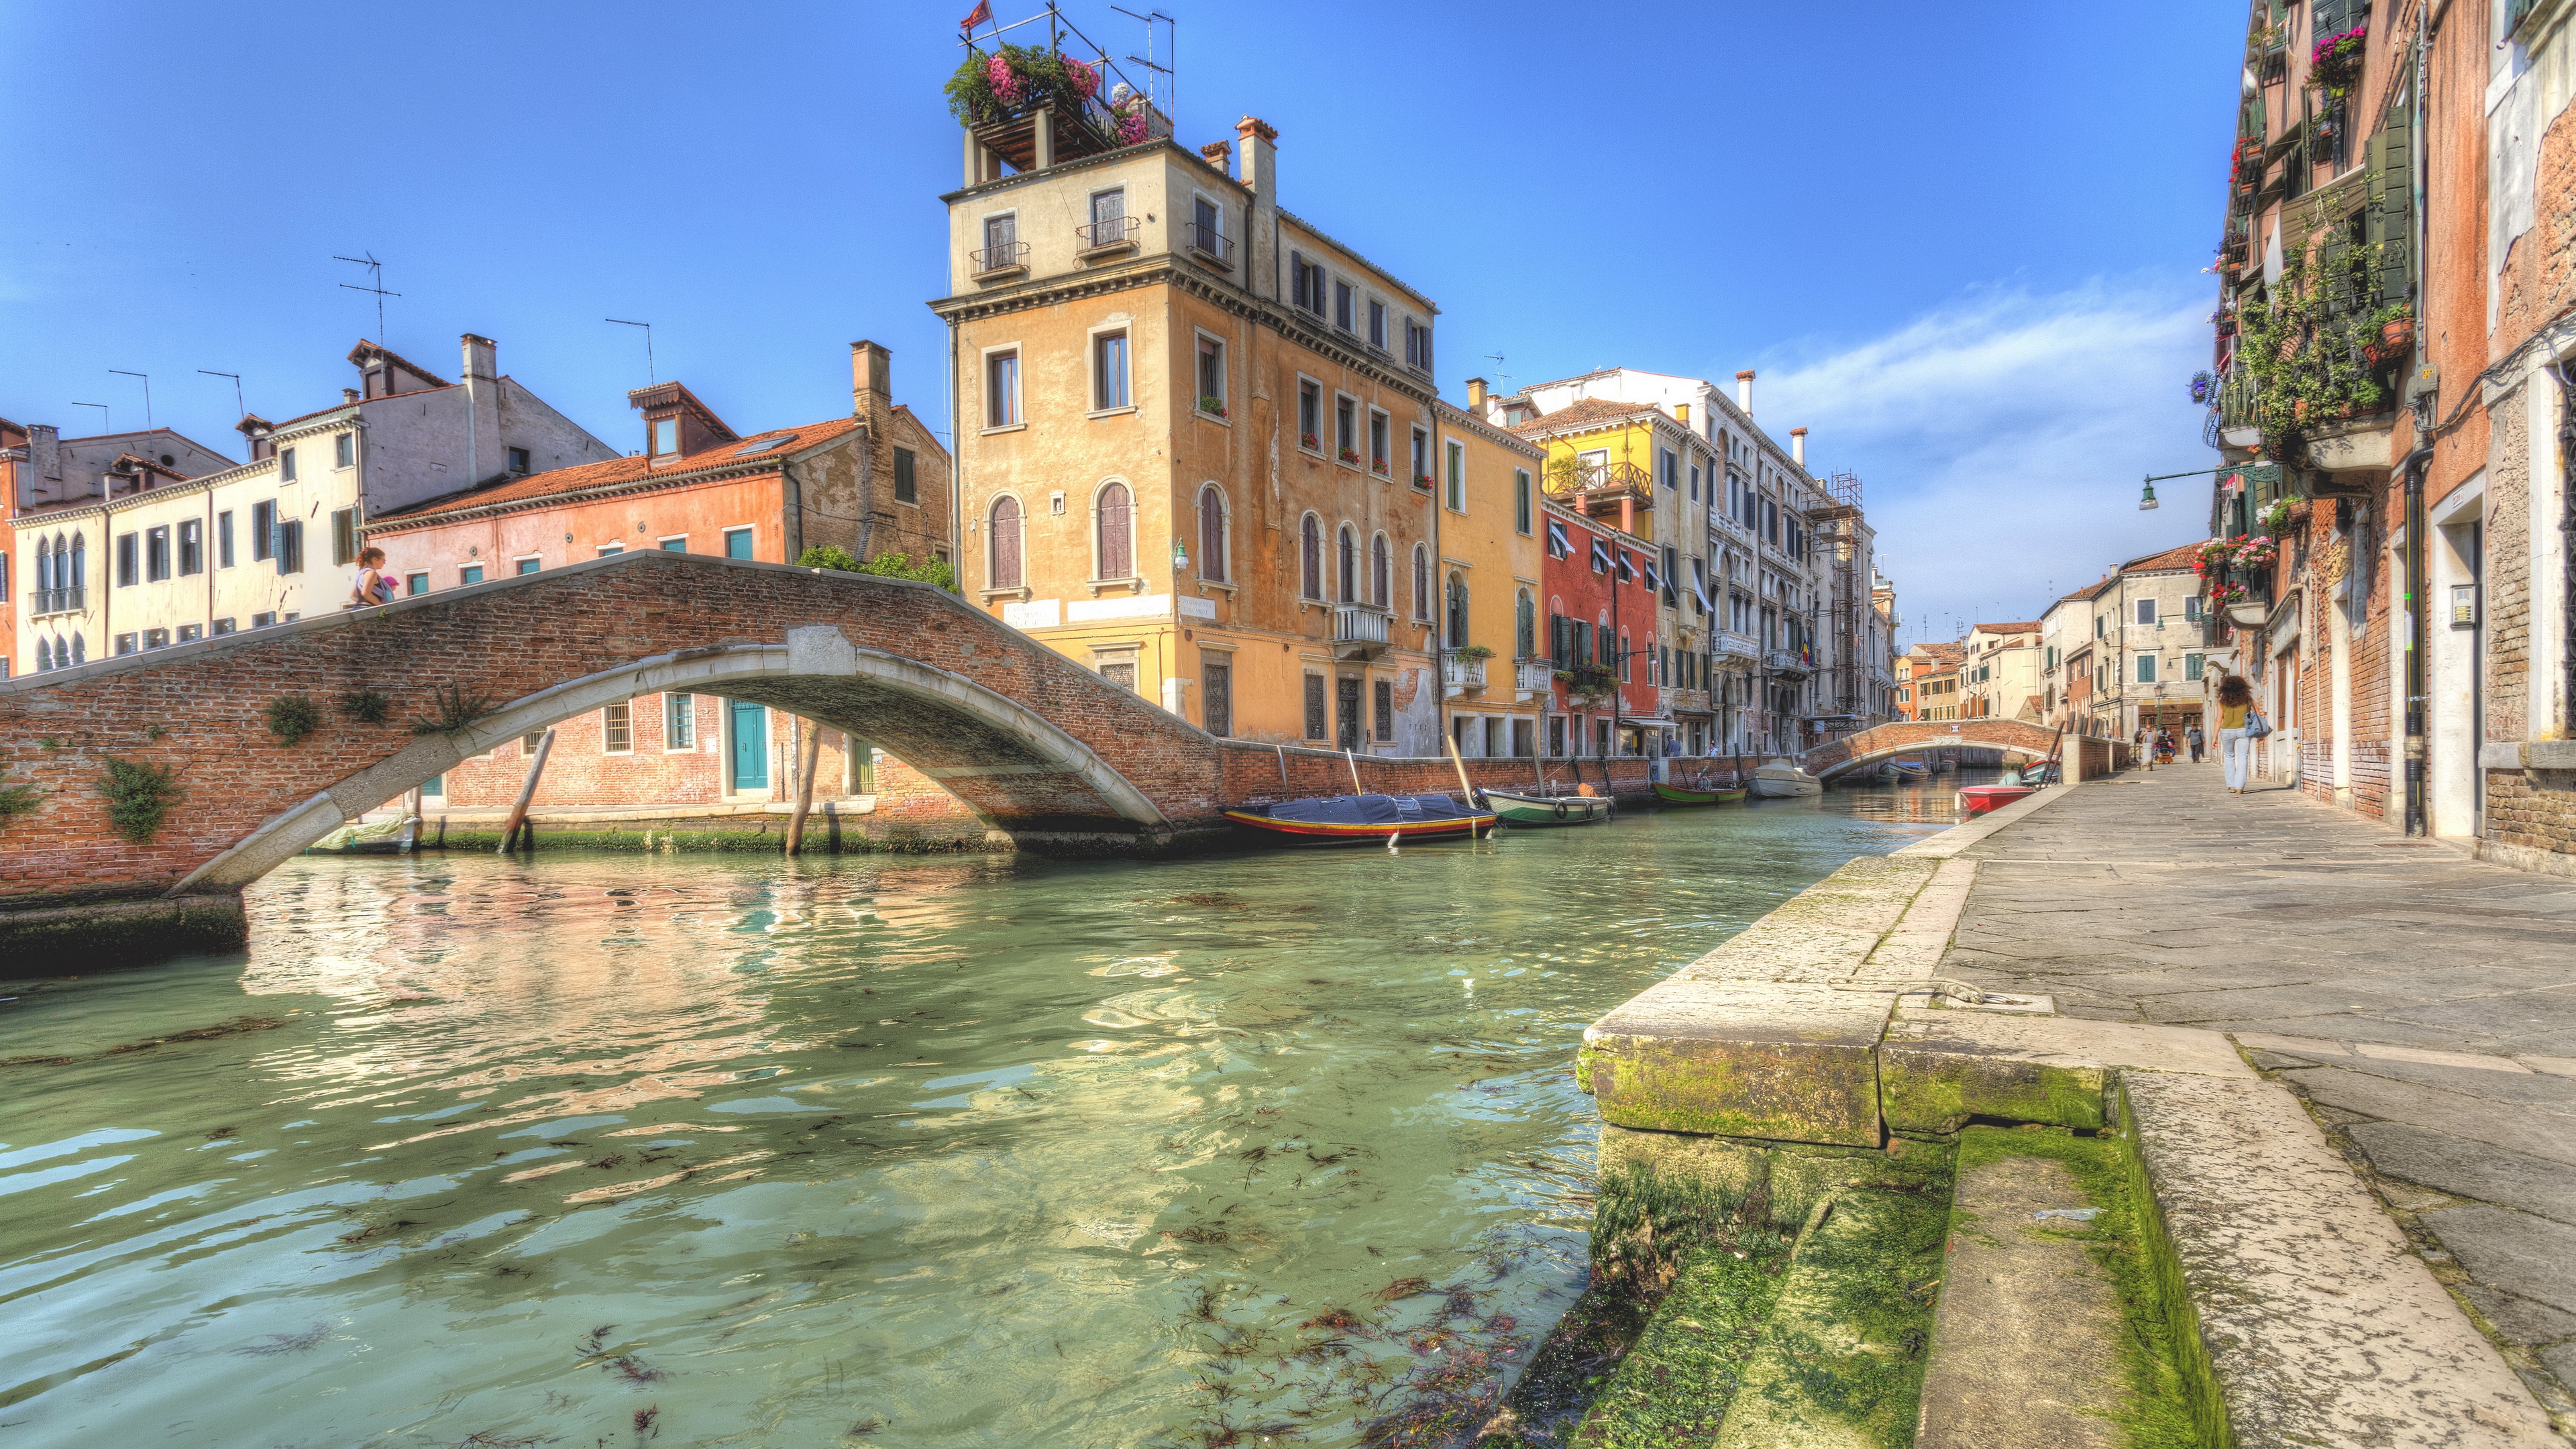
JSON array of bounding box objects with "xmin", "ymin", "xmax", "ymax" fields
[{"xmin": 2364, "ymin": 96, "xmax": 2414, "ymax": 308}]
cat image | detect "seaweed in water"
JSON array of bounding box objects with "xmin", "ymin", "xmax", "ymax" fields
[{"xmin": 608, "ymin": 1354, "xmax": 665, "ymax": 1384}]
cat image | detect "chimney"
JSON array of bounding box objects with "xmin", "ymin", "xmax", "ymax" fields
[
  {"xmin": 851, "ymin": 340, "xmax": 893, "ymax": 431},
  {"xmin": 1234, "ymin": 116, "xmax": 1277, "ymax": 201},
  {"xmin": 342, "ymin": 388, "xmax": 361, "ymax": 405},
  {"xmin": 1735, "ymin": 369, "xmax": 1755, "ymax": 415},
  {"xmin": 1790, "ymin": 427, "xmax": 1807, "ymax": 466},
  {"xmin": 28, "ymin": 423, "xmax": 59, "ymax": 483},
  {"xmin": 1466, "ymin": 377, "xmax": 1487, "ymax": 410},
  {"xmin": 462, "ymin": 333, "xmax": 497, "ymax": 382},
  {"xmin": 462, "ymin": 333, "xmax": 500, "ymax": 484},
  {"xmin": 1199, "ymin": 139, "xmax": 1232, "ymax": 173},
  {"xmin": 1674, "ymin": 402, "xmax": 1690, "ymax": 425}
]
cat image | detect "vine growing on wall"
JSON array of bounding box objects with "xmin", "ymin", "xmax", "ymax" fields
[
  {"xmin": 0, "ymin": 763, "xmax": 39, "ymax": 831},
  {"xmin": 2234, "ymin": 241, "xmax": 2394, "ymax": 451},
  {"xmin": 264, "ymin": 695, "xmax": 323, "ymax": 747},
  {"xmin": 339, "ymin": 689, "xmax": 392, "ymax": 725}
]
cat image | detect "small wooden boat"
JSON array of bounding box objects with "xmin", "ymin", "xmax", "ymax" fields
[
  {"xmin": 1957, "ymin": 784, "xmax": 2037, "ymax": 815},
  {"xmin": 1482, "ymin": 788, "xmax": 1615, "ymax": 826},
  {"xmin": 1750, "ymin": 761, "xmax": 1823, "ymax": 798},
  {"xmin": 306, "ymin": 814, "xmax": 418, "ymax": 855},
  {"xmin": 1224, "ymin": 792, "xmax": 1493, "ymax": 844},
  {"xmin": 1890, "ymin": 759, "xmax": 1929, "ymax": 782},
  {"xmin": 1652, "ymin": 781, "xmax": 1747, "ymax": 806}
]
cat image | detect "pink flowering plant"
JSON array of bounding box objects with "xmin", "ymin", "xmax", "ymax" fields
[
  {"xmin": 2311, "ymin": 24, "xmax": 2366, "ymax": 95},
  {"xmin": 945, "ymin": 44, "xmax": 1095, "ymax": 127}
]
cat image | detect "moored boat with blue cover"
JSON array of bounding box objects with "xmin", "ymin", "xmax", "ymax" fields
[{"xmin": 1224, "ymin": 792, "xmax": 1494, "ymax": 844}]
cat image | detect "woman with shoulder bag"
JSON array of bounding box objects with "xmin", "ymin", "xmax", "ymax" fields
[{"xmin": 2215, "ymin": 674, "xmax": 2263, "ymax": 794}]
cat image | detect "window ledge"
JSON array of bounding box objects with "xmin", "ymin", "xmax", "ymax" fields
[
  {"xmin": 1087, "ymin": 405, "xmax": 1138, "ymax": 421},
  {"xmin": 1196, "ymin": 580, "xmax": 1237, "ymax": 596},
  {"xmin": 1087, "ymin": 576, "xmax": 1146, "ymax": 596},
  {"xmin": 1195, "ymin": 410, "xmax": 1232, "ymax": 427},
  {"xmin": 979, "ymin": 586, "xmax": 1033, "ymax": 602},
  {"xmin": 980, "ymin": 422, "xmax": 1028, "ymax": 437}
]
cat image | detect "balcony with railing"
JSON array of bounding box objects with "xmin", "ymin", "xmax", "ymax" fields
[
  {"xmin": 1185, "ymin": 221, "xmax": 1234, "ymax": 270},
  {"xmin": 1514, "ymin": 657, "xmax": 1554, "ymax": 697},
  {"xmin": 28, "ymin": 586, "xmax": 85, "ymax": 618},
  {"xmin": 1441, "ymin": 651, "xmax": 1488, "ymax": 696},
  {"xmin": 970, "ymin": 240, "xmax": 1031, "ymax": 280},
  {"xmin": 951, "ymin": 40, "xmax": 1173, "ymax": 175},
  {"xmin": 1330, "ymin": 604, "xmax": 1390, "ymax": 659},
  {"xmin": 1765, "ymin": 649, "xmax": 1814, "ymax": 679},
  {"xmin": 1075, "ymin": 215, "xmax": 1140, "ymax": 257},
  {"xmin": 1544, "ymin": 458, "xmax": 1653, "ymax": 523},
  {"xmin": 1666, "ymin": 687, "xmax": 1711, "ymax": 715},
  {"xmin": 1710, "ymin": 628, "xmax": 1760, "ymax": 666}
]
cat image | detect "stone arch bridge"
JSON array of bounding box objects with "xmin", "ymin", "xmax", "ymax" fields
[
  {"xmin": 1802, "ymin": 719, "xmax": 2063, "ymax": 782},
  {"xmin": 0, "ymin": 553, "xmax": 1270, "ymax": 959}
]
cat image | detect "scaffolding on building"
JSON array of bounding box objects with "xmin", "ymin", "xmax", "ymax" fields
[{"xmin": 1811, "ymin": 471, "xmax": 1868, "ymax": 737}]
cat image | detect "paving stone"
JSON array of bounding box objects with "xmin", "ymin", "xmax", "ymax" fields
[
  {"xmin": 2420, "ymin": 1206, "xmax": 2576, "ymax": 1316},
  {"xmin": 2544, "ymin": 1344, "xmax": 2576, "ymax": 1397},
  {"xmin": 2343, "ymin": 1122, "xmax": 2576, "ymax": 1226},
  {"xmin": 2279, "ymin": 1067, "xmax": 2576, "ymax": 1166},
  {"xmin": 2459, "ymin": 1285, "xmax": 2576, "ymax": 1348}
]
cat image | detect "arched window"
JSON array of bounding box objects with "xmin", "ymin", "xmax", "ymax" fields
[
  {"xmin": 1299, "ymin": 514, "xmax": 1322, "ymax": 599},
  {"xmin": 70, "ymin": 634, "xmax": 84, "ymax": 664},
  {"xmin": 1515, "ymin": 589, "xmax": 1536, "ymax": 660},
  {"xmin": 35, "ymin": 637, "xmax": 50, "ymax": 672},
  {"xmin": 988, "ymin": 496, "xmax": 1023, "ymax": 590},
  {"xmin": 1095, "ymin": 481, "xmax": 1132, "ymax": 580},
  {"xmin": 1619, "ymin": 629, "xmax": 1632, "ymax": 681},
  {"xmin": 1412, "ymin": 545, "xmax": 1430, "ymax": 620},
  {"xmin": 32, "ymin": 537, "xmax": 49, "ymax": 593},
  {"xmin": 68, "ymin": 534, "xmax": 85, "ymax": 588},
  {"xmin": 1336, "ymin": 525, "xmax": 1356, "ymax": 604},
  {"xmin": 1597, "ymin": 616, "xmax": 1612, "ymax": 667},
  {"xmin": 1197, "ymin": 485, "xmax": 1227, "ymax": 583},
  {"xmin": 1369, "ymin": 533, "xmax": 1389, "ymax": 609},
  {"xmin": 1445, "ymin": 572, "xmax": 1469, "ymax": 650}
]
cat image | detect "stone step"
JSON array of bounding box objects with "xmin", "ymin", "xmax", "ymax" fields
[{"xmin": 1915, "ymin": 1140, "xmax": 2135, "ymax": 1449}]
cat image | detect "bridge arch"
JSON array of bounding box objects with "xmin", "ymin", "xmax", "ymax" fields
[
  {"xmin": 0, "ymin": 553, "xmax": 1235, "ymax": 950},
  {"xmin": 1802, "ymin": 720, "xmax": 2062, "ymax": 782},
  {"xmin": 172, "ymin": 629, "xmax": 1171, "ymax": 893}
]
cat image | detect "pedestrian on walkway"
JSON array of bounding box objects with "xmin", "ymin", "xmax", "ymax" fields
[
  {"xmin": 2216, "ymin": 675, "xmax": 2255, "ymax": 794},
  {"xmin": 2187, "ymin": 722, "xmax": 2206, "ymax": 763},
  {"xmin": 347, "ymin": 547, "xmax": 397, "ymax": 608}
]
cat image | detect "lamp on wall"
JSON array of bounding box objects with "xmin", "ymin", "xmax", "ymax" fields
[{"xmin": 1172, "ymin": 538, "xmax": 1189, "ymax": 572}]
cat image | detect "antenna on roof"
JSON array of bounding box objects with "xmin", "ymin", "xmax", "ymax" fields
[
  {"xmin": 199, "ymin": 370, "xmax": 245, "ymax": 419},
  {"xmin": 335, "ymin": 253, "xmax": 398, "ymax": 349},
  {"xmin": 1110, "ymin": 5, "xmax": 1175, "ymax": 122},
  {"xmin": 1483, "ymin": 352, "xmax": 1511, "ymax": 386},
  {"xmin": 72, "ymin": 402, "xmax": 109, "ymax": 433},
  {"xmin": 606, "ymin": 319, "xmax": 656, "ymax": 385},
  {"xmin": 108, "ymin": 370, "xmax": 151, "ymax": 428}
]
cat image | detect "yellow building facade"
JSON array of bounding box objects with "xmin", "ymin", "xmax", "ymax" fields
[
  {"xmin": 933, "ymin": 112, "xmax": 1459, "ymax": 753},
  {"xmin": 1427, "ymin": 399, "xmax": 1549, "ymax": 757}
]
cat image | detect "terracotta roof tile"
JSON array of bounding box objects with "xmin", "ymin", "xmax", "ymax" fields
[
  {"xmin": 1503, "ymin": 396, "xmax": 1668, "ymax": 434},
  {"xmin": 2121, "ymin": 541, "xmax": 2206, "ymax": 574},
  {"xmin": 372, "ymin": 415, "xmax": 865, "ymax": 526}
]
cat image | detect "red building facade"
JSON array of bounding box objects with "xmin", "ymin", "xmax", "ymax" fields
[{"xmin": 1539, "ymin": 496, "xmax": 1664, "ymax": 757}]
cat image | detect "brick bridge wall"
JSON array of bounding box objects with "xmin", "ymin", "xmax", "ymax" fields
[
  {"xmin": 1803, "ymin": 719, "xmax": 2061, "ymax": 779},
  {"xmin": 0, "ymin": 553, "xmax": 1231, "ymax": 921}
]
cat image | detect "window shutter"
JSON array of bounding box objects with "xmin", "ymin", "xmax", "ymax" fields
[
  {"xmin": 2318, "ymin": 221, "xmax": 2356, "ymax": 319},
  {"xmin": 2365, "ymin": 99, "xmax": 2414, "ymax": 307}
]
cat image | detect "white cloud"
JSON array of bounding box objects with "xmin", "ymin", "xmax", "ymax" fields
[{"xmin": 1754, "ymin": 281, "xmax": 2216, "ymax": 647}]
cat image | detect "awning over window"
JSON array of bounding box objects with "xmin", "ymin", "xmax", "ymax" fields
[
  {"xmin": 1640, "ymin": 561, "xmax": 1661, "ymax": 594},
  {"xmin": 1591, "ymin": 539, "xmax": 1611, "ymax": 573},
  {"xmin": 1546, "ymin": 519, "xmax": 1570, "ymax": 558},
  {"xmin": 1615, "ymin": 550, "xmax": 1635, "ymax": 582}
]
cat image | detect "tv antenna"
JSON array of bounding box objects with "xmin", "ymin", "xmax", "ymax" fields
[
  {"xmin": 1111, "ymin": 6, "xmax": 1174, "ymax": 121},
  {"xmin": 108, "ymin": 369, "xmax": 152, "ymax": 427},
  {"xmin": 1483, "ymin": 352, "xmax": 1511, "ymax": 386},
  {"xmin": 606, "ymin": 319, "xmax": 655, "ymax": 386},
  {"xmin": 335, "ymin": 253, "xmax": 399, "ymax": 345},
  {"xmin": 199, "ymin": 370, "xmax": 245, "ymax": 419},
  {"xmin": 72, "ymin": 402, "xmax": 109, "ymax": 433}
]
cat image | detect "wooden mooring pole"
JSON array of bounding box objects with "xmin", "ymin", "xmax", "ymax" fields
[
  {"xmin": 498, "ymin": 729, "xmax": 554, "ymax": 853},
  {"xmin": 786, "ymin": 724, "xmax": 823, "ymax": 855}
]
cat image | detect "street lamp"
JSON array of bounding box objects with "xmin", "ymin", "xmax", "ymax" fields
[{"xmin": 2139, "ymin": 480, "xmax": 2160, "ymax": 511}]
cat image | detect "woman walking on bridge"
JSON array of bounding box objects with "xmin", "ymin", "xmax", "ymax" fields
[
  {"xmin": 348, "ymin": 547, "xmax": 397, "ymax": 608},
  {"xmin": 2216, "ymin": 674, "xmax": 2255, "ymax": 794}
]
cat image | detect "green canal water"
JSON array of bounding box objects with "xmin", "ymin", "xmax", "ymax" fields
[{"xmin": 0, "ymin": 782, "xmax": 1970, "ymax": 1448}]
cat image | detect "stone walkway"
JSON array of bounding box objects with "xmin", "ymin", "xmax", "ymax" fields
[{"xmin": 1939, "ymin": 759, "xmax": 2576, "ymax": 1432}]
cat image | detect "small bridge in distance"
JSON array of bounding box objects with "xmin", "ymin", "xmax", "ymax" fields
[{"xmin": 1801, "ymin": 719, "xmax": 2065, "ymax": 784}]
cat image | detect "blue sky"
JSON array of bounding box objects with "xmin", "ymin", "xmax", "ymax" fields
[{"xmin": 0, "ymin": 1, "xmax": 2242, "ymax": 645}]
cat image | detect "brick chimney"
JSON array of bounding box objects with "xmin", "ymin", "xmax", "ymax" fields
[
  {"xmin": 21, "ymin": 423, "xmax": 59, "ymax": 506},
  {"xmin": 462, "ymin": 333, "xmax": 501, "ymax": 484},
  {"xmin": 851, "ymin": 340, "xmax": 893, "ymax": 433},
  {"xmin": 1234, "ymin": 117, "xmax": 1276, "ymax": 200},
  {"xmin": 1466, "ymin": 377, "xmax": 1487, "ymax": 410},
  {"xmin": 851, "ymin": 340, "xmax": 896, "ymax": 563},
  {"xmin": 1735, "ymin": 369, "xmax": 1755, "ymax": 416},
  {"xmin": 1234, "ymin": 117, "xmax": 1279, "ymax": 303},
  {"xmin": 1790, "ymin": 427, "xmax": 1807, "ymax": 467},
  {"xmin": 1199, "ymin": 139, "xmax": 1232, "ymax": 172}
]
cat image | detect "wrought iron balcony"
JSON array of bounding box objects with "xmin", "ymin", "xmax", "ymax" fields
[
  {"xmin": 28, "ymin": 586, "xmax": 84, "ymax": 617},
  {"xmin": 1075, "ymin": 216, "xmax": 1140, "ymax": 255},
  {"xmin": 970, "ymin": 240, "xmax": 1030, "ymax": 278},
  {"xmin": 1764, "ymin": 649, "xmax": 1813, "ymax": 679},
  {"xmin": 1442, "ymin": 652, "xmax": 1488, "ymax": 694},
  {"xmin": 1186, "ymin": 221, "xmax": 1234, "ymax": 269},
  {"xmin": 1330, "ymin": 603, "xmax": 1390, "ymax": 658}
]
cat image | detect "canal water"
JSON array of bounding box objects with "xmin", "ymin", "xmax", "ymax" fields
[{"xmin": 0, "ymin": 779, "xmax": 1972, "ymax": 1448}]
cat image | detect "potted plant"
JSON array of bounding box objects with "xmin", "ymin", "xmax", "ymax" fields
[
  {"xmin": 2190, "ymin": 370, "xmax": 2218, "ymax": 406},
  {"xmin": 2311, "ymin": 23, "xmax": 2366, "ymax": 95},
  {"xmin": 1370, "ymin": 456, "xmax": 1389, "ymax": 476},
  {"xmin": 2364, "ymin": 303, "xmax": 2415, "ymax": 365},
  {"xmin": 1301, "ymin": 431, "xmax": 1321, "ymax": 451},
  {"xmin": 1413, "ymin": 472, "xmax": 1435, "ymax": 488},
  {"xmin": 1339, "ymin": 445, "xmax": 1362, "ymax": 465},
  {"xmin": 1197, "ymin": 395, "xmax": 1228, "ymax": 419},
  {"xmin": 1458, "ymin": 644, "xmax": 1496, "ymax": 660}
]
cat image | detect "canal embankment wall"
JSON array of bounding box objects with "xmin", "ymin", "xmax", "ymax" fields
[{"xmin": 1493, "ymin": 777, "xmax": 2561, "ymax": 1447}]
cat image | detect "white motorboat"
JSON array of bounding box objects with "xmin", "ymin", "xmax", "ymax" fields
[{"xmin": 1751, "ymin": 759, "xmax": 1823, "ymax": 798}]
